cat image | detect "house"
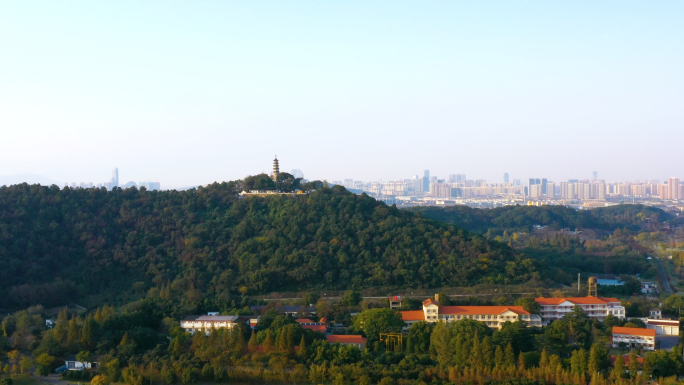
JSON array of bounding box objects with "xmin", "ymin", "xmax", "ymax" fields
[
  {"xmin": 648, "ymin": 308, "xmax": 662, "ymax": 319},
  {"xmin": 295, "ymin": 318, "xmax": 328, "ymax": 333},
  {"xmin": 399, "ymin": 296, "xmax": 542, "ymax": 329},
  {"xmin": 612, "ymin": 326, "xmax": 656, "ymax": 351},
  {"xmin": 641, "ymin": 281, "xmax": 656, "ymax": 293},
  {"xmin": 64, "ymin": 354, "xmax": 98, "ymax": 370},
  {"xmin": 646, "ymin": 318, "xmax": 679, "ymax": 335},
  {"xmin": 325, "ymin": 335, "xmax": 367, "ymax": 349},
  {"xmin": 535, "ymin": 296, "xmax": 625, "ymax": 325},
  {"xmin": 181, "ymin": 315, "xmax": 241, "ymax": 334},
  {"xmin": 389, "ymin": 296, "xmax": 403, "ymax": 309}
]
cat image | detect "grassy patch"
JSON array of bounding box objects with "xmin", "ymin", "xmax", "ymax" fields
[{"xmin": 0, "ymin": 375, "xmax": 43, "ymax": 385}]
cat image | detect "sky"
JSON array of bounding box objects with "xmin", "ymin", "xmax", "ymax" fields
[{"xmin": 1, "ymin": 1, "xmax": 683, "ymax": 189}]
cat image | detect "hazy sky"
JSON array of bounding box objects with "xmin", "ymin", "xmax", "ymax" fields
[{"xmin": 1, "ymin": 1, "xmax": 683, "ymax": 188}]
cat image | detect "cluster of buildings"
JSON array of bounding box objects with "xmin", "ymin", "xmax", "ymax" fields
[
  {"xmin": 64, "ymin": 167, "xmax": 161, "ymax": 191},
  {"xmin": 180, "ymin": 312, "xmax": 367, "ymax": 349},
  {"xmin": 179, "ymin": 292, "xmax": 678, "ymax": 353},
  {"xmin": 332, "ymin": 171, "xmax": 684, "ymax": 209}
]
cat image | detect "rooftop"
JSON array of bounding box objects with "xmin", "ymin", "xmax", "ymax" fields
[
  {"xmin": 612, "ymin": 326, "xmax": 656, "ymax": 337},
  {"xmin": 326, "ymin": 335, "xmax": 367, "ymax": 345}
]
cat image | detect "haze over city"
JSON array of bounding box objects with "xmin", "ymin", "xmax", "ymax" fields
[{"xmin": 1, "ymin": 1, "xmax": 683, "ymax": 189}]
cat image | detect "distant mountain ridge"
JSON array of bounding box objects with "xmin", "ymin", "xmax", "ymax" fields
[{"xmin": 0, "ymin": 174, "xmax": 61, "ymax": 187}]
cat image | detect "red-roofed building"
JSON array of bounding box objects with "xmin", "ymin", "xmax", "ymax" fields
[
  {"xmin": 399, "ymin": 297, "xmax": 542, "ymax": 329},
  {"xmin": 326, "ymin": 335, "xmax": 367, "ymax": 349},
  {"xmin": 535, "ymin": 296, "xmax": 625, "ymax": 325},
  {"xmin": 296, "ymin": 318, "xmax": 328, "ymax": 334},
  {"xmin": 612, "ymin": 326, "xmax": 656, "ymax": 351},
  {"xmin": 610, "ymin": 354, "xmax": 644, "ymax": 366}
]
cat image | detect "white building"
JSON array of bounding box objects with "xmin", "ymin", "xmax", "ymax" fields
[
  {"xmin": 181, "ymin": 315, "xmax": 240, "ymax": 334},
  {"xmin": 612, "ymin": 326, "xmax": 656, "ymax": 351},
  {"xmin": 400, "ymin": 297, "xmax": 542, "ymax": 329},
  {"xmin": 647, "ymin": 319, "xmax": 679, "ymax": 336},
  {"xmin": 535, "ymin": 296, "xmax": 625, "ymax": 325}
]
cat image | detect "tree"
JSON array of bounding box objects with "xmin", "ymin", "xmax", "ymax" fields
[
  {"xmin": 407, "ymin": 321, "xmax": 434, "ymax": 354},
  {"xmin": 263, "ymin": 329, "xmax": 275, "ymax": 353},
  {"xmin": 628, "ymin": 349, "xmax": 639, "ymax": 379},
  {"xmin": 504, "ymin": 343, "xmax": 516, "ymax": 368},
  {"xmin": 340, "ymin": 290, "xmax": 362, "ymax": 307},
  {"xmin": 19, "ymin": 356, "xmax": 33, "ymax": 374},
  {"xmin": 248, "ymin": 330, "xmax": 258, "ymax": 352},
  {"xmin": 302, "ymin": 292, "xmax": 320, "ymax": 306},
  {"xmin": 588, "ymin": 343, "xmax": 608, "ymax": 374},
  {"xmin": 91, "ymin": 375, "xmax": 109, "ymax": 385},
  {"xmin": 35, "ymin": 353, "xmax": 55, "ymax": 376},
  {"xmin": 76, "ymin": 351, "xmax": 94, "ymax": 369},
  {"xmin": 351, "ymin": 309, "xmax": 404, "ymax": 344},
  {"xmin": 80, "ymin": 316, "xmax": 94, "ymax": 350},
  {"xmin": 642, "ymin": 356, "xmax": 653, "ymax": 379},
  {"xmin": 612, "ymin": 354, "xmax": 626, "ymax": 379},
  {"xmin": 514, "ymin": 297, "xmax": 541, "ymax": 314},
  {"xmin": 297, "ymin": 335, "xmax": 307, "ymax": 358}
]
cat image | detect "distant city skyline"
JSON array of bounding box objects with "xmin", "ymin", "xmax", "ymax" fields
[{"xmin": 1, "ymin": 2, "xmax": 683, "ymax": 188}]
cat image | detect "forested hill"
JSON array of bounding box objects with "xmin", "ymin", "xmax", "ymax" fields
[
  {"xmin": 411, "ymin": 204, "xmax": 671, "ymax": 234},
  {"xmin": 0, "ymin": 183, "xmax": 539, "ymax": 310}
]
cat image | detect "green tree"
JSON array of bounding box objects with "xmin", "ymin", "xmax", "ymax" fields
[
  {"xmin": 612, "ymin": 353, "xmax": 626, "ymax": 379},
  {"xmin": 340, "ymin": 290, "xmax": 362, "ymax": 306},
  {"xmin": 628, "ymin": 349, "xmax": 639, "ymax": 379},
  {"xmin": 263, "ymin": 329, "xmax": 275, "ymax": 353},
  {"xmin": 35, "ymin": 353, "xmax": 55, "ymax": 376},
  {"xmin": 351, "ymin": 309, "xmax": 404, "ymax": 344},
  {"xmin": 297, "ymin": 335, "xmax": 307, "ymax": 358},
  {"xmin": 514, "ymin": 297, "xmax": 541, "ymax": 314},
  {"xmin": 80, "ymin": 317, "xmax": 94, "ymax": 350},
  {"xmin": 588, "ymin": 343, "xmax": 608, "ymax": 374}
]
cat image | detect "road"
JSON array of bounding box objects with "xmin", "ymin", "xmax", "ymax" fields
[{"xmin": 654, "ymin": 256, "xmax": 674, "ymax": 295}]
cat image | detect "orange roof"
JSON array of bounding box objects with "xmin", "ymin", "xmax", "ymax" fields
[
  {"xmin": 612, "ymin": 326, "xmax": 656, "ymax": 337},
  {"xmin": 400, "ymin": 310, "xmax": 425, "ymax": 321},
  {"xmin": 423, "ymin": 299, "xmax": 438, "ymax": 306},
  {"xmin": 319, "ymin": 317, "xmax": 328, "ymax": 323},
  {"xmin": 326, "ymin": 335, "xmax": 367, "ymax": 344},
  {"xmin": 610, "ymin": 355, "xmax": 644, "ymax": 365},
  {"xmin": 439, "ymin": 306, "xmax": 530, "ymax": 316},
  {"xmin": 301, "ymin": 324, "xmax": 327, "ymax": 333},
  {"xmin": 601, "ymin": 297, "xmax": 620, "ymax": 303},
  {"xmin": 296, "ymin": 318, "xmax": 315, "ymax": 323},
  {"xmin": 535, "ymin": 296, "xmax": 620, "ymax": 306}
]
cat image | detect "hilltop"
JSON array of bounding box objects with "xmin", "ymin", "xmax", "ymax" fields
[{"xmin": 0, "ymin": 182, "xmax": 538, "ymax": 310}]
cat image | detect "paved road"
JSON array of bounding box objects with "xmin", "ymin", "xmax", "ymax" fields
[{"xmin": 654, "ymin": 257, "xmax": 674, "ymax": 295}]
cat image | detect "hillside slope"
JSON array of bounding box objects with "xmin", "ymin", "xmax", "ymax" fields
[{"xmin": 0, "ymin": 183, "xmax": 539, "ymax": 309}]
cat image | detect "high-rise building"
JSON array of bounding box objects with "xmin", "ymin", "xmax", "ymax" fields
[
  {"xmin": 272, "ymin": 156, "xmax": 280, "ymax": 181},
  {"xmin": 422, "ymin": 170, "xmax": 430, "ymax": 194},
  {"xmin": 503, "ymin": 173, "xmax": 509, "ymax": 184},
  {"xmin": 112, "ymin": 168, "xmax": 119, "ymax": 188},
  {"xmin": 668, "ymin": 177, "xmax": 681, "ymax": 200},
  {"xmin": 593, "ymin": 171, "xmax": 598, "ymax": 181}
]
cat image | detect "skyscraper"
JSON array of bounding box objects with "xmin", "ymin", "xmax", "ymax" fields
[
  {"xmin": 593, "ymin": 171, "xmax": 598, "ymax": 181},
  {"xmin": 503, "ymin": 173, "xmax": 509, "ymax": 184},
  {"xmin": 422, "ymin": 170, "xmax": 430, "ymax": 194},
  {"xmin": 668, "ymin": 177, "xmax": 680, "ymax": 200},
  {"xmin": 112, "ymin": 168, "xmax": 119, "ymax": 188}
]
